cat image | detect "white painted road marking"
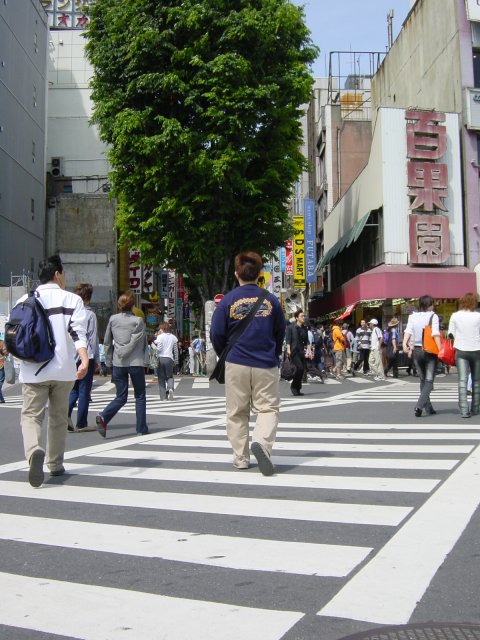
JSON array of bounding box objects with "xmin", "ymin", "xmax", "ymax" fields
[
  {"xmin": 143, "ymin": 438, "xmax": 474, "ymax": 454},
  {"xmin": 317, "ymin": 443, "xmax": 480, "ymax": 624},
  {"xmin": 0, "ymin": 572, "xmax": 303, "ymax": 640},
  {"xmin": 0, "ymin": 481, "xmax": 411, "ymax": 526},
  {"xmin": 64, "ymin": 462, "xmax": 440, "ymax": 493},
  {"xmin": 92, "ymin": 448, "xmax": 459, "ymax": 471},
  {"xmin": 0, "ymin": 513, "xmax": 371, "ymax": 577}
]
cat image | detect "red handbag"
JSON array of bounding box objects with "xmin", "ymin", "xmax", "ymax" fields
[{"xmin": 438, "ymin": 339, "xmax": 456, "ymax": 367}]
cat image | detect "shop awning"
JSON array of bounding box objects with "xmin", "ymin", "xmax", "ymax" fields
[
  {"xmin": 335, "ymin": 303, "xmax": 356, "ymax": 322},
  {"xmin": 316, "ymin": 211, "xmax": 372, "ymax": 271},
  {"xmin": 309, "ymin": 264, "xmax": 477, "ymax": 319}
]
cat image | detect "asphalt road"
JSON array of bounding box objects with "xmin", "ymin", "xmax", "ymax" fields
[{"xmin": 0, "ymin": 370, "xmax": 479, "ymax": 640}]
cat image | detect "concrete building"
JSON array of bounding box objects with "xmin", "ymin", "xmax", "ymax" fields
[
  {"xmin": 0, "ymin": 0, "xmax": 49, "ymax": 289},
  {"xmin": 46, "ymin": 25, "xmax": 116, "ymax": 334},
  {"xmin": 308, "ymin": 0, "xmax": 479, "ymax": 326}
]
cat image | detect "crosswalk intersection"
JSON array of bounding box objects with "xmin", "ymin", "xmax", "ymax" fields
[
  {"xmin": 1, "ymin": 387, "xmax": 480, "ymax": 638},
  {"xmin": 0, "ymin": 376, "xmax": 460, "ymax": 416}
]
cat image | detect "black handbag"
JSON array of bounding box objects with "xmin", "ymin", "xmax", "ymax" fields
[
  {"xmin": 280, "ymin": 356, "xmax": 296, "ymax": 381},
  {"xmin": 210, "ymin": 290, "xmax": 269, "ymax": 384}
]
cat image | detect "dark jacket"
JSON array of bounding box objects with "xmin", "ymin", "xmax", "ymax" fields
[
  {"xmin": 285, "ymin": 323, "xmax": 309, "ymax": 357},
  {"xmin": 210, "ymin": 284, "xmax": 286, "ymax": 369}
]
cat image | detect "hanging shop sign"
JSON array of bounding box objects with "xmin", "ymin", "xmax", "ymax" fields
[
  {"xmin": 159, "ymin": 271, "xmax": 169, "ymax": 299},
  {"xmin": 142, "ymin": 265, "xmax": 154, "ymax": 294},
  {"xmin": 465, "ymin": 0, "xmax": 480, "ymax": 22},
  {"xmin": 293, "ymin": 215, "xmax": 305, "ymax": 288},
  {"xmin": 285, "ymin": 240, "xmax": 293, "ymax": 276},
  {"xmin": 271, "ymin": 252, "xmax": 282, "ymax": 298},
  {"xmin": 406, "ymin": 110, "xmax": 450, "ymax": 265},
  {"xmin": 168, "ymin": 270, "xmax": 176, "ymax": 320},
  {"xmin": 304, "ymin": 199, "xmax": 317, "ymax": 283},
  {"xmin": 40, "ymin": 0, "xmax": 90, "ymax": 29},
  {"xmin": 279, "ymin": 246, "xmax": 286, "ymax": 272},
  {"xmin": 128, "ymin": 250, "xmax": 141, "ymax": 293}
]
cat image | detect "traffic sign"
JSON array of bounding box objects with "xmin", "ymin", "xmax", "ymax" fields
[{"xmin": 214, "ymin": 294, "xmax": 224, "ymax": 305}]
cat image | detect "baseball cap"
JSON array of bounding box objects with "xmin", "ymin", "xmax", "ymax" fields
[{"xmin": 369, "ymin": 318, "xmax": 378, "ymax": 325}]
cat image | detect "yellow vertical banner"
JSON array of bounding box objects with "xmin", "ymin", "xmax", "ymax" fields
[{"xmin": 293, "ymin": 215, "xmax": 305, "ymax": 288}]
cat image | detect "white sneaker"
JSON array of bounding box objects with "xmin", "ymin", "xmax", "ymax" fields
[{"xmin": 167, "ymin": 389, "xmax": 174, "ymax": 401}]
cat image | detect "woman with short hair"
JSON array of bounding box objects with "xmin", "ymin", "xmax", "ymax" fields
[
  {"xmin": 96, "ymin": 290, "xmax": 149, "ymax": 436},
  {"xmin": 448, "ymin": 292, "xmax": 480, "ymax": 418}
]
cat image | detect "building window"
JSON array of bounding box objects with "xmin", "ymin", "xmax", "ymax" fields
[{"xmin": 473, "ymin": 51, "xmax": 480, "ymax": 88}]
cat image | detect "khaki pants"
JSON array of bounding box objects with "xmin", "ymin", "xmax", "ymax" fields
[
  {"xmin": 21, "ymin": 380, "xmax": 74, "ymax": 471},
  {"xmin": 368, "ymin": 349, "xmax": 384, "ymax": 378},
  {"xmin": 225, "ymin": 362, "xmax": 280, "ymax": 466}
]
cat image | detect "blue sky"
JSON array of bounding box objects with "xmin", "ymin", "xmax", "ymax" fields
[{"xmin": 291, "ymin": 0, "xmax": 412, "ymax": 77}]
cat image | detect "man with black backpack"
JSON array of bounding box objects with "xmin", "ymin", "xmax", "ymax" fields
[{"xmin": 11, "ymin": 255, "xmax": 88, "ymax": 487}]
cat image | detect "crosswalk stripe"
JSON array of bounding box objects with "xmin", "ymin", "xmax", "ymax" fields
[
  {"xmin": 62, "ymin": 463, "xmax": 441, "ymax": 493},
  {"xmin": 0, "ymin": 513, "xmax": 371, "ymax": 577},
  {"xmin": 268, "ymin": 422, "xmax": 480, "ymax": 430},
  {"xmin": 142, "ymin": 438, "xmax": 474, "ymax": 454},
  {"xmin": 317, "ymin": 436, "xmax": 480, "ymax": 625},
  {"xmin": 92, "ymin": 449, "xmax": 459, "ymax": 470},
  {"xmin": 193, "ymin": 429, "xmax": 480, "ymax": 441},
  {"xmin": 1, "ymin": 572, "xmax": 303, "ymax": 640},
  {"xmin": 0, "ymin": 481, "xmax": 411, "ymax": 526}
]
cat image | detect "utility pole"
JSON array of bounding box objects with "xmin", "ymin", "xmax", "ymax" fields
[{"xmin": 387, "ymin": 10, "xmax": 394, "ymax": 50}]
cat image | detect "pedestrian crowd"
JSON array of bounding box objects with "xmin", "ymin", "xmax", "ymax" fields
[{"xmin": 2, "ymin": 252, "xmax": 480, "ymax": 486}]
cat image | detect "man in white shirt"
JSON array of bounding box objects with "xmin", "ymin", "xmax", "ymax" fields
[
  {"xmin": 17, "ymin": 255, "xmax": 88, "ymax": 487},
  {"xmin": 368, "ymin": 319, "xmax": 385, "ymax": 380},
  {"xmin": 403, "ymin": 294, "xmax": 441, "ymax": 418}
]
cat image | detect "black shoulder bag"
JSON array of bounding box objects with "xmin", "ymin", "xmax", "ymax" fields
[{"xmin": 209, "ymin": 289, "xmax": 269, "ymax": 384}]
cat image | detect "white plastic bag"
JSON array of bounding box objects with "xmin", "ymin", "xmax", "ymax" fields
[{"xmin": 4, "ymin": 356, "xmax": 15, "ymax": 384}]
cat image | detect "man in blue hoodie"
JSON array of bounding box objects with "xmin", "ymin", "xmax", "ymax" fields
[{"xmin": 210, "ymin": 251, "xmax": 287, "ymax": 475}]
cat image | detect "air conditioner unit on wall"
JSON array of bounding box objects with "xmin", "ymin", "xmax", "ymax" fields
[{"xmin": 51, "ymin": 157, "xmax": 63, "ymax": 177}]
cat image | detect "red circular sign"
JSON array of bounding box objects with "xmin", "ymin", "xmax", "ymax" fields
[{"xmin": 214, "ymin": 294, "xmax": 224, "ymax": 305}]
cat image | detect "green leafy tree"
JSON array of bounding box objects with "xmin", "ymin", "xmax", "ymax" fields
[{"xmin": 85, "ymin": 0, "xmax": 318, "ymax": 304}]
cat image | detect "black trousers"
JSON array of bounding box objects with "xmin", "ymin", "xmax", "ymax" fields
[
  {"xmin": 290, "ymin": 353, "xmax": 305, "ymax": 392},
  {"xmin": 354, "ymin": 349, "xmax": 370, "ymax": 372}
]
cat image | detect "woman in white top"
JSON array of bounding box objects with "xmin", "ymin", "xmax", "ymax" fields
[
  {"xmin": 403, "ymin": 294, "xmax": 441, "ymax": 418},
  {"xmin": 155, "ymin": 322, "xmax": 179, "ymax": 400},
  {"xmin": 448, "ymin": 292, "xmax": 480, "ymax": 418}
]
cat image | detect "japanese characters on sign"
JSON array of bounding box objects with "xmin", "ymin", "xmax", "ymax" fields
[
  {"xmin": 142, "ymin": 265, "xmax": 154, "ymax": 294},
  {"xmin": 409, "ymin": 214, "xmax": 451, "ymax": 265},
  {"xmin": 293, "ymin": 215, "xmax": 306, "ymax": 288},
  {"xmin": 271, "ymin": 252, "xmax": 282, "ymax": 298},
  {"xmin": 285, "ymin": 240, "xmax": 293, "ymax": 276},
  {"xmin": 406, "ymin": 110, "xmax": 451, "ymax": 264},
  {"xmin": 128, "ymin": 250, "xmax": 141, "ymax": 293},
  {"xmin": 168, "ymin": 270, "xmax": 176, "ymax": 321},
  {"xmin": 304, "ymin": 199, "xmax": 317, "ymax": 283},
  {"xmin": 159, "ymin": 271, "xmax": 169, "ymax": 299},
  {"xmin": 40, "ymin": 0, "xmax": 90, "ymax": 29}
]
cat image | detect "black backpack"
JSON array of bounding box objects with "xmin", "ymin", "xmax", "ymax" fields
[{"xmin": 5, "ymin": 291, "xmax": 56, "ymax": 375}]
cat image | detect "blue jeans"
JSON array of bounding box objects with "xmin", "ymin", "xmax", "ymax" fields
[
  {"xmin": 157, "ymin": 357, "xmax": 174, "ymax": 400},
  {"xmin": 413, "ymin": 348, "xmax": 437, "ymax": 411},
  {"xmin": 68, "ymin": 359, "xmax": 95, "ymax": 427},
  {"xmin": 455, "ymin": 349, "xmax": 480, "ymax": 416},
  {"xmin": 100, "ymin": 365, "xmax": 147, "ymax": 434},
  {"xmin": 0, "ymin": 366, "xmax": 5, "ymax": 402}
]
